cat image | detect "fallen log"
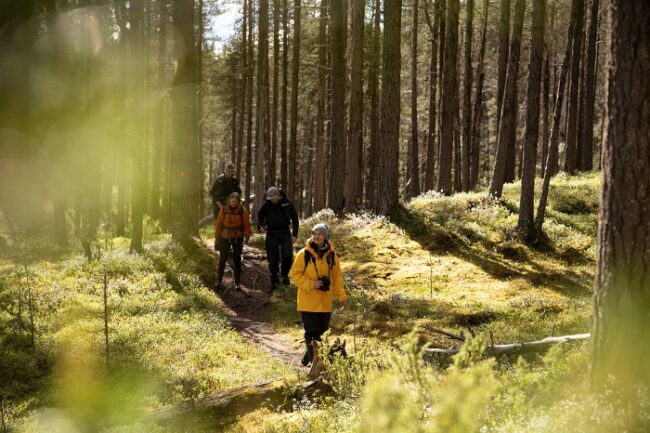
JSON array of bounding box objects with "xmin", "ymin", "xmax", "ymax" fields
[
  {"xmin": 150, "ymin": 378, "xmax": 331, "ymax": 430},
  {"xmin": 425, "ymin": 333, "xmax": 590, "ymax": 357}
]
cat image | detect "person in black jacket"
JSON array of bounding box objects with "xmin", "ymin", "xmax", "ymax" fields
[
  {"xmin": 209, "ymin": 163, "xmax": 241, "ymax": 218},
  {"xmin": 257, "ymin": 186, "xmax": 299, "ymax": 291}
]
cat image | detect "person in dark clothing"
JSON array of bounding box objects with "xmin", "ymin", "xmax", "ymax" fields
[
  {"xmin": 257, "ymin": 186, "xmax": 299, "ymax": 291},
  {"xmin": 209, "ymin": 163, "xmax": 241, "ymax": 218}
]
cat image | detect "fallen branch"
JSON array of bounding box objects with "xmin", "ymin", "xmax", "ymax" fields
[
  {"xmin": 420, "ymin": 325, "xmax": 466, "ymax": 342},
  {"xmin": 425, "ymin": 333, "xmax": 590, "ymax": 357},
  {"xmin": 151, "ymin": 378, "xmax": 332, "ymax": 430}
]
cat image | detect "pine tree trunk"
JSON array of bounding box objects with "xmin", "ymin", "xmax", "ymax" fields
[
  {"xmin": 580, "ymin": 0, "xmax": 599, "ymax": 171},
  {"xmin": 245, "ymin": 0, "xmax": 255, "ymax": 207},
  {"xmin": 271, "ymin": 0, "xmax": 280, "ymax": 184},
  {"xmin": 592, "ymin": 0, "xmax": 650, "ymax": 390},
  {"xmin": 407, "ymin": 0, "xmax": 420, "ymax": 199},
  {"xmin": 564, "ymin": 0, "xmax": 584, "ymax": 173},
  {"xmin": 424, "ymin": 0, "xmax": 440, "ymax": 192},
  {"xmin": 437, "ymin": 0, "xmax": 459, "ymax": 195},
  {"xmin": 288, "ymin": 0, "xmax": 301, "ymax": 200},
  {"xmin": 256, "ymin": 0, "xmax": 271, "ymax": 210},
  {"xmin": 314, "ymin": 0, "xmax": 328, "ymax": 211},
  {"xmin": 346, "ymin": 0, "xmax": 365, "ymax": 209},
  {"xmin": 375, "ymin": 0, "xmax": 402, "ymax": 212},
  {"xmin": 461, "ymin": 0, "xmax": 474, "ymax": 192},
  {"xmin": 470, "ymin": 0, "xmax": 488, "ymax": 189},
  {"xmin": 280, "ymin": 0, "xmax": 289, "ymax": 189},
  {"xmin": 496, "ymin": 0, "xmax": 511, "ymax": 136},
  {"xmin": 541, "ymin": 45, "xmax": 550, "ymax": 178},
  {"xmin": 365, "ymin": 0, "xmax": 380, "ymax": 208},
  {"xmin": 170, "ymin": 0, "xmax": 198, "ymax": 241},
  {"xmin": 237, "ymin": 0, "xmax": 247, "ymax": 176},
  {"xmin": 517, "ymin": 0, "xmax": 546, "ymax": 239},
  {"xmin": 488, "ymin": 0, "xmax": 524, "ymax": 198},
  {"xmin": 327, "ymin": 0, "xmax": 347, "ymax": 213},
  {"xmin": 130, "ymin": 0, "xmax": 145, "ymax": 253}
]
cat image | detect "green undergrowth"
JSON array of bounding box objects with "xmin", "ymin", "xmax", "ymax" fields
[{"xmin": 0, "ymin": 236, "xmax": 294, "ymax": 431}]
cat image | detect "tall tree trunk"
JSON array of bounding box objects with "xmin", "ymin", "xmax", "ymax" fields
[
  {"xmin": 346, "ymin": 0, "xmax": 365, "ymax": 209},
  {"xmin": 580, "ymin": 0, "xmax": 599, "ymax": 171},
  {"xmin": 564, "ymin": 0, "xmax": 584, "ymax": 173},
  {"xmin": 535, "ymin": 23, "xmax": 571, "ymax": 233},
  {"xmin": 151, "ymin": 1, "xmax": 168, "ymax": 220},
  {"xmin": 280, "ymin": 0, "xmax": 289, "ymax": 190},
  {"xmin": 365, "ymin": 0, "xmax": 380, "ymax": 208},
  {"xmin": 470, "ymin": 0, "xmax": 488, "ymax": 189},
  {"xmin": 424, "ymin": 0, "xmax": 440, "ymax": 192},
  {"xmin": 375, "ymin": 0, "xmax": 402, "ymax": 212},
  {"xmin": 327, "ymin": 0, "xmax": 347, "ymax": 213},
  {"xmin": 314, "ymin": 0, "xmax": 328, "ymax": 211},
  {"xmin": 437, "ymin": 0, "xmax": 459, "ymax": 195},
  {"xmin": 592, "ymin": 0, "xmax": 650, "ymax": 390},
  {"xmin": 256, "ymin": 0, "xmax": 271, "ymax": 210},
  {"xmin": 461, "ymin": 0, "xmax": 474, "ymax": 192},
  {"xmin": 496, "ymin": 0, "xmax": 511, "ymax": 136},
  {"xmin": 170, "ymin": 0, "xmax": 198, "ymax": 241},
  {"xmin": 288, "ymin": 0, "xmax": 301, "ymax": 199},
  {"xmin": 517, "ymin": 0, "xmax": 546, "ymax": 239},
  {"xmin": 130, "ymin": 0, "xmax": 145, "ymax": 253},
  {"xmin": 245, "ymin": 0, "xmax": 255, "ymax": 207},
  {"xmin": 540, "ymin": 43, "xmax": 550, "ymax": 178},
  {"xmin": 271, "ymin": 0, "xmax": 280, "ymax": 184},
  {"xmin": 488, "ymin": 0, "xmax": 524, "ymax": 198},
  {"xmin": 237, "ymin": 0, "xmax": 248, "ymax": 176},
  {"xmin": 407, "ymin": 0, "xmax": 420, "ymax": 199},
  {"xmin": 196, "ymin": 0, "xmax": 204, "ymax": 220}
]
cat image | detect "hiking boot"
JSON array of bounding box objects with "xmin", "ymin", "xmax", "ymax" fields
[{"xmin": 300, "ymin": 350, "xmax": 310, "ymax": 366}]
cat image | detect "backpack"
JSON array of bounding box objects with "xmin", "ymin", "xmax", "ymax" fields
[{"xmin": 222, "ymin": 206, "xmax": 245, "ymax": 234}]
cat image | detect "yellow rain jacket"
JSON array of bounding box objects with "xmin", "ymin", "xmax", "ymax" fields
[{"xmin": 289, "ymin": 240, "xmax": 347, "ymax": 312}]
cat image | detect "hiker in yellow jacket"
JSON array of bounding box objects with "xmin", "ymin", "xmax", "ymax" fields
[{"xmin": 289, "ymin": 223, "xmax": 347, "ymax": 366}]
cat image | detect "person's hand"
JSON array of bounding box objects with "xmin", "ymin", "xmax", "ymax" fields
[
  {"xmin": 291, "ymin": 236, "xmax": 297, "ymax": 245},
  {"xmin": 312, "ymin": 280, "xmax": 324, "ymax": 290}
]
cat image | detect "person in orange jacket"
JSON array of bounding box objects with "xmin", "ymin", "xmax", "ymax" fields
[
  {"xmin": 214, "ymin": 192, "xmax": 251, "ymax": 290},
  {"xmin": 289, "ymin": 223, "xmax": 347, "ymax": 366}
]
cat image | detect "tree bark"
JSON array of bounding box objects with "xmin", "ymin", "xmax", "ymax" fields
[
  {"xmin": 591, "ymin": 0, "xmax": 650, "ymax": 390},
  {"xmin": 406, "ymin": 0, "xmax": 421, "ymax": 199},
  {"xmin": 517, "ymin": 0, "xmax": 546, "ymax": 239},
  {"xmin": 288, "ymin": 0, "xmax": 301, "ymax": 200},
  {"xmin": 580, "ymin": 0, "xmax": 599, "ymax": 171},
  {"xmin": 327, "ymin": 0, "xmax": 347, "ymax": 213},
  {"xmin": 461, "ymin": 0, "xmax": 473, "ymax": 192},
  {"xmin": 365, "ymin": 0, "xmax": 380, "ymax": 208},
  {"xmin": 271, "ymin": 0, "xmax": 280, "ymax": 184},
  {"xmin": 424, "ymin": 0, "xmax": 440, "ymax": 192},
  {"xmin": 237, "ymin": 0, "xmax": 248, "ymax": 176},
  {"xmin": 375, "ymin": 0, "xmax": 402, "ymax": 212},
  {"xmin": 244, "ymin": 0, "xmax": 255, "ymax": 207},
  {"xmin": 170, "ymin": 0, "xmax": 199, "ymax": 241},
  {"xmin": 346, "ymin": 0, "xmax": 365, "ymax": 210},
  {"xmin": 280, "ymin": 0, "xmax": 289, "ymax": 189},
  {"xmin": 495, "ymin": 0, "xmax": 511, "ymax": 137},
  {"xmin": 564, "ymin": 0, "xmax": 584, "ymax": 173},
  {"xmin": 256, "ymin": 0, "xmax": 271, "ymax": 211},
  {"xmin": 436, "ymin": 0, "xmax": 459, "ymax": 195},
  {"xmin": 488, "ymin": 0, "xmax": 524, "ymax": 198},
  {"xmin": 470, "ymin": 0, "xmax": 488, "ymax": 189},
  {"xmin": 314, "ymin": 0, "xmax": 328, "ymax": 211}
]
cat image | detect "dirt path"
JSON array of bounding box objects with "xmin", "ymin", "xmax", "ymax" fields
[{"xmin": 211, "ymin": 244, "xmax": 303, "ymax": 367}]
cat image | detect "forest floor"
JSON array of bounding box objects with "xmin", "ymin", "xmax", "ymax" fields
[{"xmin": 208, "ymin": 243, "xmax": 302, "ymax": 366}]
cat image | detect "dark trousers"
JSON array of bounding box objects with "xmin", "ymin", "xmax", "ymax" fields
[
  {"xmin": 300, "ymin": 311, "xmax": 331, "ymax": 362},
  {"xmin": 216, "ymin": 237, "xmax": 243, "ymax": 284},
  {"xmin": 266, "ymin": 230, "xmax": 293, "ymax": 284}
]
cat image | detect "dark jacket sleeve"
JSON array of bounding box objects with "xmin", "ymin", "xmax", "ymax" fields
[
  {"xmin": 289, "ymin": 201, "xmax": 299, "ymax": 237},
  {"xmin": 233, "ymin": 179, "xmax": 242, "ymax": 195},
  {"xmin": 257, "ymin": 202, "xmax": 268, "ymax": 232},
  {"xmin": 209, "ymin": 177, "xmax": 220, "ymax": 201}
]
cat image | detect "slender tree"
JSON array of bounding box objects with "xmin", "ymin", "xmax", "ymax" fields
[
  {"xmin": 170, "ymin": 0, "xmax": 198, "ymax": 241},
  {"xmin": 488, "ymin": 0, "xmax": 524, "ymax": 198},
  {"xmin": 564, "ymin": 0, "xmax": 585, "ymax": 173},
  {"xmin": 517, "ymin": 0, "xmax": 546, "ymax": 239},
  {"xmin": 280, "ymin": 0, "xmax": 288, "ymax": 188},
  {"xmin": 461, "ymin": 0, "xmax": 474, "ymax": 192},
  {"xmin": 327, "ymin": 0, "xmax": 347, "ymax": 213},
  {"xmin": 470, "ymin": 0, "xmax": 488, "ymax": 189},
  {"xmin": 423, "ymin": 0, "xmax": 440, "ymax": 192},
  {"xmin": 245, "ymin": 0, "xmax": 255, "ymax": 206},
  {"xmin": 495, "ymin": 0, "xmax": 511, "ymax": 135},
  {"xmin": 288, "ymin": 0, "xmax": 301, "ymax": 199},
  {"xmin": 314, "ymin": 0, "xmax": 328, "ymax": 211},
  {"xmin": 580, "ymin": 0, "xmax": 599, "ymax": 171},
  {"xmin": 256, "ymin": 0, "xmax": 271, "ymax": 207},
  {"xmin": 346, "ymin": 0, "xmax": 365, "ymax": 209},
  {"xmin": 592, "ymin": 0, "xmax": 650, "ymax": 390},
  {"xmin": 437, "ymin": 0, "xmax": 459, "ymax": 195},
  {"xmin": 271, "ymin": 0, "xmax": 280, "ymax": 183},
  {"xmin": 375, "ymin": 0, "xmax": 402, "ymax": 212},
  {"xmin": 406, "ymin": 0, "xmax": 421, "ymax": 199}
]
